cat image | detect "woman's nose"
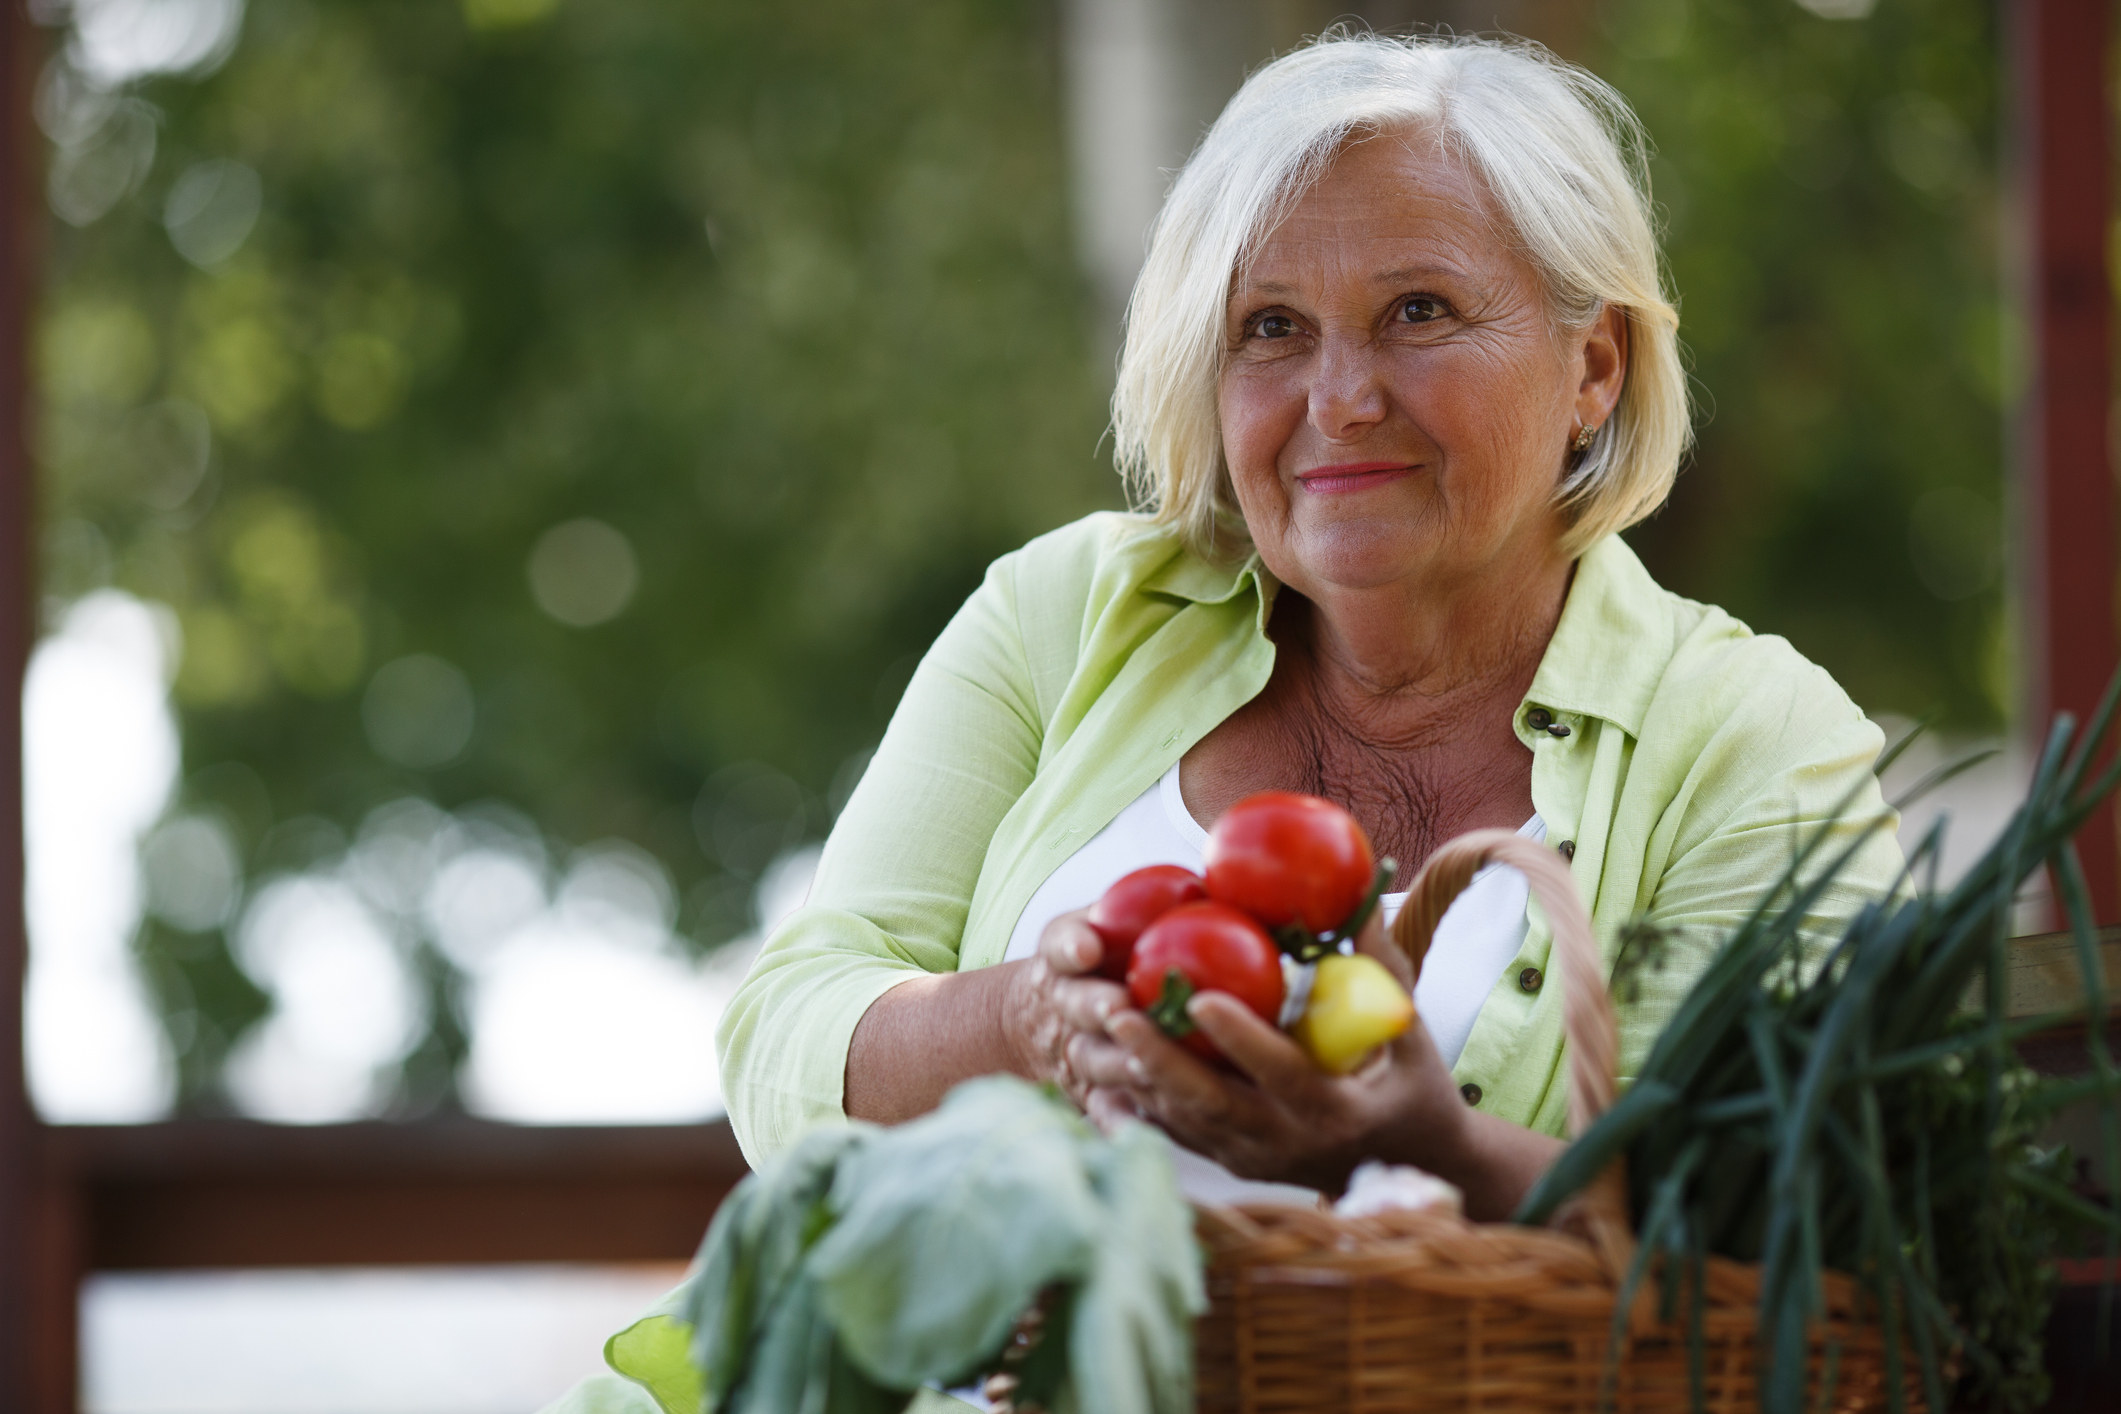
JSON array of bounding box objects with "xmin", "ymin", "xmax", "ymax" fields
[{"xmin": 1305, "ymin": 338, "xmax": 1389, "ymax": 442}]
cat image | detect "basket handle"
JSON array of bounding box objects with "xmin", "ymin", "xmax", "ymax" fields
[{"xmin": 1389, "ymin": 830, "xmax": 1635, "ymax": 1265}]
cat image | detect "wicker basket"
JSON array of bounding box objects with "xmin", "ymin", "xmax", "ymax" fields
[{"xmin": 1189, "ymin": 829, "xmax": 1919, "ymax": 1414}]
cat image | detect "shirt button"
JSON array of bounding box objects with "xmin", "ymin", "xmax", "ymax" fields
[
  {"xmin": 1557, "ymin": 840, "xmax": 1576, "ymax": 860},
  {"xmin": 1518, "ymin": 966, "xmax": 1543, "ymax": 993},
  {"xmin": 1526, "ymin": 708, "xmax": 1553, "ymax": 731},
  {"xmin": 1460, "ymin": 1082, "xmax": 1483, "ymax": 1106},
  {"xmin": 1546, "ymin": 722, "xmax": 1571, "ymax": 738}
]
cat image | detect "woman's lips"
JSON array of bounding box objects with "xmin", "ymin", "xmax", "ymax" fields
[{"xmin": 1294, "ymin": 462, "xmax": 1419, "ymax": 494}]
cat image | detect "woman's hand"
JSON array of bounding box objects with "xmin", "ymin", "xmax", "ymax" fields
[
  {"xmin": 1080, "ymin": 916, "xmax": 1561, "ymax": 1216},
  {"xmin": 1004, "ymin": 907, "xmax": 1135, "ymax": 1112},
  {"xmin": 1086, "ymin": 916, "xmax": 1461, "ymax": 1190},
  {"xmin": 843, "ymin": 907, "xmax": 1127, "ymax": 1126}
]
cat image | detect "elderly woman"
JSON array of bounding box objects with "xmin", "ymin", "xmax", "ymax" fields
[{"xmin": 717, "ymin": 34, "xmax": 1900, "ymax": 1220}]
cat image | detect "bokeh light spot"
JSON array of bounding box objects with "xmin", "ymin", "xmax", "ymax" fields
[
  {"xmin": 124, "ymin": 398, "xmax": 213, "ymax": 511},
  {"xmin": 526, "ymin": 518, "xmax": 637, "ymax": 628},
  {"xmin": 141, "ymin": 813, "xmax": 242, "ymax": 932},
  {"xmin": 47, "ymin": 97, "xmax": 157, "ymax": 227},
  {"xmin": 226, "ymin": 875, "xmax": 424, "ymax": 1123},
  {"xmin": 693, "ymin": 762, "xmax": 808, "ymax": 876},
  {"xmin": 67, "ymin": 0, "xmax": 247, "ymax": 88},
  {"xmin": 315, "ymin": 332, "xmax": 407, "ymax": 430},
  {"xmin": 165, "ymin": 158, "xmax": 263, "ymax": 267},
  {"xmin": 362, "ymin": 654, "xmax": 475, "ymax": 769},
  {"xmin": 43, "ymin": 297, "xmax": 158, "ymax": 407},
  {"xmin": 25, "ymin": 590, "xmax": 182, "ymax": 1122}
]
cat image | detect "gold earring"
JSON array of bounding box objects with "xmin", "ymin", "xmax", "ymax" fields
[{"xmin": 1572, "ymin": 423, "xmax": 1597, "ymax": 452}]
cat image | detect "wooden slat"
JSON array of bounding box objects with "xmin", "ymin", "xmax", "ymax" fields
[
  {"xmin": 2006, "ymin": 931, "xmax": 2121, "ymax": 1020},
  {"xmin": 22, "ymin": 947, "xmax": 2116, "ymax": 1273},
  {"xmin": 43, "ymin": 1119, "xmax": 749, "ymax": 1271},
  {"xmin": 1993, "ymin": 932, "xmax": 2121, "ymax": 1081}
]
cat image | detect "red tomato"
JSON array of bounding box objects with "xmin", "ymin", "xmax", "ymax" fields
[
  {"xmin": 1088, "ymin": 865, "xmax": 1208, "ymax": 980},
  {"xmin": 1202, "ymin": 791, "xmax": 1375, "ymax": 934},
  {"xmin": 1126, "ymin": 901, "xmax": 1285, "ymax": 1063}
]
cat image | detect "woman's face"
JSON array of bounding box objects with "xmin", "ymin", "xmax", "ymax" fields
[{"xmin": 1217, "ymin": 130, "xmax": 1626, "ymax": 600}]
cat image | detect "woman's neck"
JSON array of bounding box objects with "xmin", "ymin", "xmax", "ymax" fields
[
  {"xmin": 1181, "ymin": 535, "xmax": 1577, "ymax": 861},
  {"xmin": 1279, "ymin": 547, "xmax": 1574, "ymax": 739}
]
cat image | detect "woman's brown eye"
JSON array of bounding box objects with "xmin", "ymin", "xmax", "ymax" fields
[
  {"xmin": 1253, "ymin": 313, "xmax": 1297, "ymax": 339},
  {"xmin": 1400, "ymin": 297, "xmax": 1445, "ymax": 323}
]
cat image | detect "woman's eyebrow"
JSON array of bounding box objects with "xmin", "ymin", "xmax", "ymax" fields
[{"xmin": 1369, "ymin": 262, "xmax": 1468, "ymax": 286}]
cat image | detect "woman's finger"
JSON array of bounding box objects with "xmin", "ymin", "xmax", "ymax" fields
[
  {"xmin": 1187, "ymin": 992, "xmax": 1326, "ymax": 1095},
  {"xmin": 1037, "ymin": 909, "xmax": 1104, "ymax": 975},
  {"xmin": 1049, "ymin": 974, "xmax": 1127, "ymax": 1032},
  {"xmin": 1083, "ymin": 1086, "xmax": 1143, "ymax": 1133},
  {"xmin": 1104, "ymin": 1010, "xmax": 1235, "ymax": 1120},
  {"xmin": 1066, "ymin": 1031, "xmax": 1138, "ymax": 1090}
]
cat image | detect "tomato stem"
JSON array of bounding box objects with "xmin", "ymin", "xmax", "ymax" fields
[
  {"xmin": 1271, "ymin": 921, "xmax": 1328, "ymax": 962},
  {"xmin": 1336, "ymin": 858, "xmax": 1397, "ymax": 939},
  {"xmin": 1145, "ymin": 968, "xmax": 1198, "ymax": 1038},
  {"xmin": 1258, "ymin": 860, "xmax": 1399, "ymax": 963}
]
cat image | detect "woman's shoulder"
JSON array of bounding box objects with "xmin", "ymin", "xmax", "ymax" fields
[
  {"xmin": 987, "ymin": 509, "xmax": 1244, "ymax": 649},
  {"xmin": 1662, "ymin": 588, "xmax": 1867, "ymax": 742},
  {"xmin": 1572, "ymin": 537, "xmax": 1880, "ymax": 782},
  {"xmin": 995, "ymin": 509, "xmax": 1195, "ymax": 592}
]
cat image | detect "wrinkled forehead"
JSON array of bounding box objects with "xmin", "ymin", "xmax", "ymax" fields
[{"xmin": 1230, "ymin": 123, "xmax": 1520, "ymax": 297}]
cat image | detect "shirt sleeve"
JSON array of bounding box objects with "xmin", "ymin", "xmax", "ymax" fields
[
  {"xmin": 1612, "ymin": 653, "xmax": 1907, "ymax": 1081},
  {"xmin": 715, "ymin": 548, "xmax": 1052, "ymax": 1168}
]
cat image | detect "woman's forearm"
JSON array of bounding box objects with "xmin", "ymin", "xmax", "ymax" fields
[
  {"xmin": 1413, "ymin": 1108, "xmax": 1565, "ymax": 1222},
  {"xmin": 843, "ymin": 964, "xmax": 1033, "ymax": 1125}
]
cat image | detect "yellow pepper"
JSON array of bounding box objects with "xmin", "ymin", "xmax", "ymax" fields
[{"xmin": 1293, "ymin": 953, "xmax": 1415, "ymax": 1074}]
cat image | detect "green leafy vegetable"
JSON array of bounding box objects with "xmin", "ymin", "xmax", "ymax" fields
[
  {"xmin": 811, "ymin": 1080, "xmax": 1104, "ymax": 1387},
  {"xmin": 686, "ymin": 1126, "xmax": 864, "ymax": 1411},
  {"xmin": 659, "ymin": 1077, "xmax": 1200, "ymax": 1414},
  {"xmin": 1061, "ymin": 1123, "xmax": 1204, "ymax": 1414}
]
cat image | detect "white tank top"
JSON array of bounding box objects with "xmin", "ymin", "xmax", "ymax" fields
[{"xmin": 1005, "ymin": 762, "xmax": 1543, "ymax": 1205}]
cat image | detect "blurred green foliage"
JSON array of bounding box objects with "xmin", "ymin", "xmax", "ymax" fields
[
  {"xmin": 42, "ymin": 0, "xmax": 1113, "ymax": 1103},
  {"xmin": 1601, "ymin": 0, "xmax": 2007, "ymax": 726},
  {"xmin": 39, "ymin": 0, "xmax": 2008, "ymax": 1111}
]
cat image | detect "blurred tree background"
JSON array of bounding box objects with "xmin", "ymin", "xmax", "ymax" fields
[
  {"xmin": 35, "ymin": 0, "xmax": 2007, "ymax": 1115},
  {"xmin": 1606, "ymin": 0, "xmax": 2006, "ymax": 729}
]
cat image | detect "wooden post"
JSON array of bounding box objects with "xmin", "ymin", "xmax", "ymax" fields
[
  {"xmin": 0, "ymin": 2, "xmax": 37, "ymax": 1407},
  {"xmin": 0, "ymin": 0, "xmax": 38, "ymax": 1403},
  {"xmin": 2015, "ymin": 0, "xmax": 2119, "ymax": 922}
]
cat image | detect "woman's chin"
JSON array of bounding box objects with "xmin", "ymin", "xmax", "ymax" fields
[{"xmin": 1278, "ymin": 520, "xmax": 1444, "ymax": 594}]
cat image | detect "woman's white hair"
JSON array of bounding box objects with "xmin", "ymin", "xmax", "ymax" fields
[{"xmin": 1113, "ymin": 31, "xmax": 1687, "ymax": 560}]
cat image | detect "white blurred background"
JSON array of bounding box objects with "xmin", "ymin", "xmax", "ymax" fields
[
  {"xmin": 28, "ymin": 587, "xmax": 812, "ymax": 1128},
  {"xmin": 29, "ymin": 588, "xmax": 815, "ymax": 1414}
]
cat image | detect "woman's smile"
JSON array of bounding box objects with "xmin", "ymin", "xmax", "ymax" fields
[{"xmin": 1295, "ymin": 461, "xmax": 1421, "ymax": 494}]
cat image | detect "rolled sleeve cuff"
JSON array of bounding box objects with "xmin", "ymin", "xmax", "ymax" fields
[{"xmin": 716, "ymin": 938, "xmax": 929, "ymax": 1169}]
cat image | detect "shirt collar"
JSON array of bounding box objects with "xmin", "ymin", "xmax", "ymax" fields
[
  {"xmin": 1521, "ymin": 534, "xmax": 1668, "ymax": 740},
  {"xmin": 1136, "ymin": 531, "xmax": 1280, "ymax": 631},
  {"xmin": 1136, "ymin": 522, "xmax": 1663, "ymax": 738}
]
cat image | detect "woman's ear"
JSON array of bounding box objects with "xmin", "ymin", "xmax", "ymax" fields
[{"xmin": 1573, "ymin": 303, "xmax": 1629, "ymax": 430}]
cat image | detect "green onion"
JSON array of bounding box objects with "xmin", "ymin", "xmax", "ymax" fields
[{"xmin": 1517, "ymin": 678, "xmax": 2121, "ymax": 1413}]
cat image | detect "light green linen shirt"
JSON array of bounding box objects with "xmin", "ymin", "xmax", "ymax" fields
[{"xmin": 716, "ymin": 511, "xmax": 1903, "ymax": 1168}]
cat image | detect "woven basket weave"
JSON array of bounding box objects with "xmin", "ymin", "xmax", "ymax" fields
[{"xmin": 1187, "ymin": 829, "xmax": 1919, "ymax": 1414}]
